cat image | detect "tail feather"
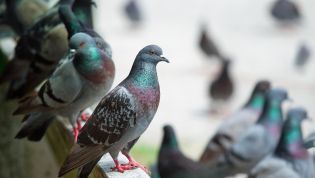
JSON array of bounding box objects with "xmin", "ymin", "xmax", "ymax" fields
[
  {"xmin": 58, "ymin": 144, "xmax": 104, "ymax": 177},
  {"xmin": 77, "ymin": 156, "xmax": 102, "ymax": 178},
  {"xmin": 15, "ymin": 113, "xmax": 55, "ymax": 141},
  {"xmin": 13, "ymin": 93, "xmax": 42, "ymax": 115}
]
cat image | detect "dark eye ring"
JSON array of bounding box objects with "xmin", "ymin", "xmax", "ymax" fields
[{"xmin": 150, "ymin": 51, "xmax": 155, "ymax": 55}]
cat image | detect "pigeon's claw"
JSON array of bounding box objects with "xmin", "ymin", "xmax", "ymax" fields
[
  {"xmin": 80, "ymin": 112, "xmax": 91, "ymax": 122},
  {"xmin": 123, "ymin": 153, "xmax": 150, "ymax": 173},
  {"xmin": 111, "ymin": 159, "xmax": 130, "ymax": 173},
  {"xmin": 72, "ymin": 120, "xmax": 82, "ymax": 142}
]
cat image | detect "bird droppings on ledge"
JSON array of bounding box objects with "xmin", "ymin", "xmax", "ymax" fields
[{"xmin": 97, "ymin": 153, "xmax": 150, "ymax": 178}]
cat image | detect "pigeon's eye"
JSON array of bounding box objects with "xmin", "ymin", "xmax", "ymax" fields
[
  {"xmin": 149, "ymin": 50, "xmax": 155, "ymax": 55},
  {"xmin": 79, "ymin": 42, "xmax": 85, "ymax": 48}
]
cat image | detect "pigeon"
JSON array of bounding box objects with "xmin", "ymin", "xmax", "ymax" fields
[
  {"xmin": 218, "ymin": 88, "xmax": 289, "ymax": 176},
  {"xmin": 294, "ymin": 42, "xmax": 311, "ymax": 68},
  {"xmin": 275, "ymin": 107, "xmax": 315, "ymax": 178},
  {"xmin": 2, "ymin": 0, "xmax": 54, "ymax": 36},
  {"xmin": 208, "ymin": 58, "xmax": 234, "ymax": 106},
  {"xmin": 0, "ymin": 0, "xmax": 103, "ymax": 99},
  {"xmin": 13, "ymin": 32, "xmax": 115, "ymax": 142},
  {"xmin": 250, "ymin": 107, "xmax": 314, "ymax": 178},
  {"xmin": 200, "ymin": 80, "xmax": 271, "ymax": 164},
  {"xmin": 124, "ymin": 0, "xmax": 142, "ymax": 24},
  {"xmin": 198, "ymin": 25, "xmax": 221, "ymax": 59},
  {"xmin": 72, "ymin": 0, "xmax": 95, "ymax": 28},
  {"xmin": 270, "ymin": 0, "xmax": 301, "ymax": 25},
  {"xmin": 58, "ymin": 45, "xmax": 169, "ymax": 178}
]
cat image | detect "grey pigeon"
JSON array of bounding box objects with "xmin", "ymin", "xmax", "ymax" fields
[
  {"xmin": 14, "ymin": 32, "xmax": 115, "ymax": 141},
  {"xmin": 218, "ymin": 88, "xmax": 289, "ymax": 176},
  {"xmin": 200, "ymin": 80, "xmax": 271, "ymax": 165},
  {"xmin": 270, "ymin": 0, "xmax": 301, "ymax": 25},
  {"xmin": 275, "ymin": 108, "xmax": 315, "ymax": 178},
  {"xmin": 58, "ymin": 45, "xmax": 169, "ymax": 178},
  {"xmin": 0, "ymin": 0, "xmax": 102, "ymax": 99},
  {"xmin": 250, "ymin": 107, "xmax": 314, "ymax": 178},
  {"xmin": 295, "ymin": 43, "xmax": 311, "ymax": 68}
]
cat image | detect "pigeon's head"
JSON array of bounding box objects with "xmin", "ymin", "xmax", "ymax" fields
[
  {"xmin": 69, "ymin": 32, "xmax": 95, "ymax": 50},
  {"xmin": 162, "ymin": 125, "xmax": 178, "ymax": 149},
  {"xmin": 254, "ymin": 80, "xmax": 271, "ymax": 93},
  {"xmin": 137, "ymin": 45, "xmax": 169, "ymax": 64},
  {"xmin": 267, "ymin": 88, "xmax": 288, "ymax": 102},
  {"xmin": 287, "ymin": 107, "xmax": 308, "ymax": 122}
]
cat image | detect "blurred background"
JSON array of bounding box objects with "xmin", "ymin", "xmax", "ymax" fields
[{"xmin": 1, "ymin": 0, "xmax": 315, "ymax": 177}]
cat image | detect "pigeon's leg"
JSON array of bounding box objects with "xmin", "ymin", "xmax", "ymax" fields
[
  {"xmin": 111, "ymin": 159, "xmax": 130, "ymax": 173},
  {"xmin": 122, "ymin": 152, "xmax": 149, "ymax": 173},
  {"xmin": 72, "ymin": 120, "xmax": 82, "ymax": 142},
  {"xmin": 80, "ymin": 112, "xmax": 90, "ymax": 122}
]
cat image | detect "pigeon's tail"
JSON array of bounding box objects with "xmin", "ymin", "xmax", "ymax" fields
[
  {"xmin": 15, "ymin": 112, "xmax": 55, "ymax": 141},
  {"xmin": 59, "ymin": 144, "xmax": 104, "ymax": 177},
  {"xmin": 77, "ymin": 156, "xmax": 102, "ymax": 178}
]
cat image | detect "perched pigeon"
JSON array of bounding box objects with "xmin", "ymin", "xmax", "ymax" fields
[
  {"xmin": 124, "ymin": 0, "xmax": 142, "ymax": 24},
  {"xmin": 200, "ymin": 80, "xmax": 271, "ymax": 164},
  {"xmin": 14, "ymin": 32, "xmax": 115, "ymax": 142},
  {"xmin": 0, "ymin": 0, "xmax": 102, "ymax": 99},
  {"xmin": 270, "ymin": 0, "xmax": 301, "ymax": 25},
  {"xmin": 58, "ymin": 45, "xmax": 169, "ymax": 178},
  {"xmin": 295, "ymin": 43, "xmax": 311, "ymax": 68},
  {"xmin": 250, "ymin": 107, "xmax": 314, "ymax": 178},
  {"xmin": 198, "ymin": 25, "xmax": 221, "ymax": 59},
  {"xmin": 209, "ymin": 58, "xmax": 234, "ymax": 103},
  {"xmin": 2, "ymin": 0, "xmax": 55, "ymax": 35},
  {"xmin": 218, "ymin": 88, "xmax": 288, "ymax": 176}
]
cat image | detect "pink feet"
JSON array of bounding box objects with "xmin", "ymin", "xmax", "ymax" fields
[
  {"xmin": 122, "ymin": 153, "xmax": 149, "ymax": 173},
  {"xmin": 80, "ymin": 112, "xmax": 91, "ymax": 122},
  {"xmin": 72, "ymin": 120, "xmax": 82, "ymax": 142},
  {"xmin": 111, "ymin": 159, "xmax": 132, "ymax": 173}
]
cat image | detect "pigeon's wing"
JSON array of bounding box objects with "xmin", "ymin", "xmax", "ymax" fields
[
  {"xmin": 78, "ymin": 86, "xmax": 137, "ymax": 146},
  {"xmin": 59, "ymin": 86, "xmax": 137, "ymax": 176},
  {"xmin": 13, "ymin": 55, "xmax": 82, "ymax": 114},
  {"xmin": 226, "ymin": 125, "xmax": 270, "ymax": 166},
  {"xmin": 199, "ymin": 109, "xmax": 258, "ymax": 162}
]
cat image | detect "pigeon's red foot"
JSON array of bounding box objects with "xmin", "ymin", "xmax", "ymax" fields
[
  {"xmin": 122, "ymin": 153, "xmax": 149, "ymax": 173},
  {"xmin": 111, "ymin": 159, "xmax": 131, "ymax": 173},
  {"xmin": 80, "ymin": 112, "xmax": 90, "ymax": 122},
  {"xmin": 72, "ymin": 120, "xmax": 82, "ymax": 142}
]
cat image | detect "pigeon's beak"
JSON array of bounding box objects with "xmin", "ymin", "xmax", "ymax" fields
[{"xmin": 159, "ymin": 56, "xmax": 170, "ymax": 63}]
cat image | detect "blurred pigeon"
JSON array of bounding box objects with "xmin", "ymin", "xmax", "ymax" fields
[
  {"xmin": 14, "ymin": 32, "xmax": 115, "ymax": 142},
  {"xmin": 198, "ymin": 25, "xmax": 221, "ymax": 59},
  {"xmin": 200, "ymin": 80, "xmax": 271, "ymax": 164},
  {"xmin": 250, "ymin": 107, "xmax": 314, "ymax": 178},
  {"xmin": 209, "ymin": 58, "xmax": 233, "ymax": 102},
  {"xmin": 124, "ymin": 0, "xmax": 142, "ymax": 24},
  {"xmin": 2, "ymin": 0, "xmax": 55, "ymax": 36},
  {"xmin": 270, "ymin": 0, "xmax": 301, "ymax": 25},
  {"xmin": 0, "ymin": 0, "xmax": 103, "ymax": 99},
  {"xmin": 72, "ymin": 0, "xmax": 95, "ymax": 28},
  {"xmin": 275, "ymin": 108, "xmax": 315, "ymax": 178},
  {"xmin": 58, "ymin": 45, "xmax": 169, "ymax": 178},
  {"xmin": 294, "ymin": 43, "xmax": 311, "ymax": 68},
  {"xmin": 219, "ymin": 88, "xmax": 288, "ymax": 176}
]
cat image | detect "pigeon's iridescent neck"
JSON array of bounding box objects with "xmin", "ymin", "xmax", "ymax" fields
[
  {"xmin": 128, "ymin": 61, "xmax": 159, "ymax": 88},
  {"xmin": 258, "ymin": 100, "xmax": 283, "ymax": 136},
  {"xmin": 248, "ymin": 94, "xmax": 265, "ymax": 110},
  {"xmin": 276, "ymin": 118, "xmax": 308, "ymax": 159}
]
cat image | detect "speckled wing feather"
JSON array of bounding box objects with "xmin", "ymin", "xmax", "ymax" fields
[{"xmin": 78, "ymin": 86, "xmax": 137, "ymax": 146}]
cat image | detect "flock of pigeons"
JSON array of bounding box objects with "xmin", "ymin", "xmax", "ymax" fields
[{"xmin": 0, "ymin": 0, "xmax": 313, "ymax": 178}]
